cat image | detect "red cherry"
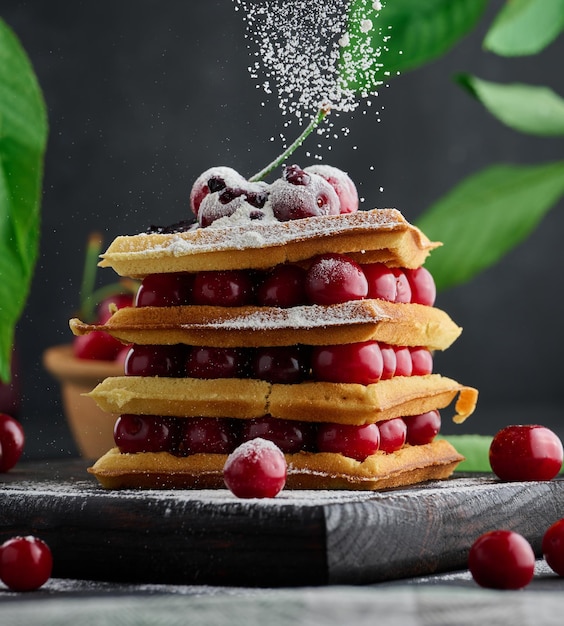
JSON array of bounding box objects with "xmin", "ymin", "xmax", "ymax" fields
[
  {"xmin": 380, "ymin": 344, "xmax": 397, "ymax": 380},
  {"xmin": 73, "ymin": 331, "xmax": 123, "ymax": 361},
  {"xmin": 256, "ymin": 264, "xmax": 307, "ymax": 307},
  {"xmin": 391, "ymin": 269, "xmax": 412, "ymax": 303},
  {"xmin": 97, "ymin": 293, "xmax": 134, "ymax": 323},
  {"xmin": 0, "ymin": 414, "xmax": 25, "ymax": 472},
  {"xmin": 192, "ymin": 270, "xmax": 254, "ymax": 307},
  {"xmin": 0, "ymin": 536, "xmax": 53, "ymax": 592},
  {"xmin": 252, "ymin": 346, "xmax": 310, "ymax": 384},
  {"xmin": 362, "ymin": 264, "xmax": 397, "ymax": 302},
  {"xmin": 317, "ymin": 423, "xmax": 380, "ymax": 461},
  {"xmin": 135, "ymin": 273, "xmax": 193, "ymax": 307},
  {"xmin": 124, "ymin": 344, "xmax": 186, "ymax": 377},
  {"xmin": 404, "ymin": 410, "xmax": 441, "ymax": 445},
  {"xmin": 177, "ymin": 417, "xmax": 238, "ymax": 455},
  {"xmin": 378, "ymin": 418, "xmax": 407, "ymax": 453},
  {"xmin": 405, "ymin": 267, "xmax": 436, "ymax": 306},
  {"xmin": 241, "ymin": 416, "xmax": 312, "ymax": 454},
  {"xmin": 489, "ymin": 425, "xmax": 563, "ymax": 481},
  {"xmin": 223, "ymin": 438, "xmax": 287, "ymax": 498},
  {"xmin": 468, "ymin": 530, "xmax": 535, "ymax": 590},
  {"xmin": 186, "ymin": 346, "xmax": 247, "ymax": 379},
  {"xmin": 114, "ymin": 414, "xmax": 178, "ymax": 453},
  {"xmin": 393, "ymin": 346, "xmax": 413, "ymax": 377},
  {"xmin": 409, "ymin": 347, "xmax": 433, "ymax": 376},
  {"xmin": 542, "ymin": 518, "xmax": 564, "ymax": 576},
  {"xmin": 305, "ymin": 254, "xmax": 368, "ymax": 305},
  {"xmin": 312, "ymin": 342, "xmax": 383, "ymax": 385}
]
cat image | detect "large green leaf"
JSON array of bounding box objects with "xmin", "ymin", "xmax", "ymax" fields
[
  {"xmin": 0, "ymin": 19, "xmax": 48, "ymax": 382},
  {"xmin": 458, "ymin": 74, "xmax": 564, "ymax": 136},
  {"xmin": 416, "ymin": 162, "xmax": 564, "ymax": 291},
  {"xmin": 339, "ymin": 0, "xmax": 489, "ymax": 92},
  {"xmin": 484, "ymin": 0, "xmax": 564, "ymax": 57}
]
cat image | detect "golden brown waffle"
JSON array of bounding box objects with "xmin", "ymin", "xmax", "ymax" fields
[
  {"xmin": 98, "ymin": 209, "xmax": 439, "ymax": 277},
  {"xmin": 89, "ymin": 439, "xmax": 463, "ymax": 490}
]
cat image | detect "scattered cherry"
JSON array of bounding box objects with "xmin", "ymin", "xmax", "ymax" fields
[
  {"xmin": 378, "ymin": 418, "xmax": 407, "ymax": 453},
  {"xmin": 192, "ymin": 270, "xmax": 254, "ymax": 307},
  {"xmin": 135, "ymin": 273, "xmax": 193, "ymax": 307},
  {"xmin": 73, "ymin": 330, "xmax": 123, "ymax": 361},
  {"xmin": 305, "ymin": 254, "xmax": 368, "ymax": 305},
  {"xmin": 404, "ymin": 410, "xmax": 441, "ymax": 445},
  {"xmin": 223, "ymin": 438, "xmax": 287, "ymax": 498},
  {"xmin": 177, "ymin": 417, "xmax": 238, "ymax": 455},
  {"xmin": 312, "ymin": 341, "xmax": 383, "ymax": 385},
  {"xmin": 0, "ymin": 413, "xmax": 25, "ymax": 472},
  {"xmin": 305, "ymin": 164, "xmax": 359, "ymax": 214},
  {"xmin": 489, "ymin": 425, "xmax": 564, "ymax": 481},
  {"xmin": 542, "ymin": 518, "xmax": 564, "ymax": 576},
  {"xmin": 114, "ymin": 414, "xmax": 178, "ymax": 453},
  {"xmin": 317, "ymin": 422, "xmax": 380, "ymax": 461},
  {"xmin": 468, "ymin": 530, "xmax": 535, "ymax": 590},
  {"xmin": 0, "ymin": 536, "xmax": 52, "ymax": 592}
]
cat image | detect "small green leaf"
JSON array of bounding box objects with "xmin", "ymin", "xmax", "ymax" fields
[
  {"xmin": 439, "ymin": 435, "xmax": 493, "ymax": 472},
  {"xmin": 0, "ymin": 19, "xmax": 48, "ymax": 382},
  {"xmin": 339, "ymin": 0, "xmax": 488, "ymax": 91},
  {"xmin": 458, "ymin": 74, "xmax": 564, "ymax": 136},
  {"xmin": 484, "ymin": 0, "xmax": 564, "ymax": 57},
  {"xmin": 417, "ymin": 162, "xmax": 564, "ymax": 292}
]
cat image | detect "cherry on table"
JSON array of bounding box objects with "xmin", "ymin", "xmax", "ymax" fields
[
  {"xmin": 542, "ymin": 518, "xmax": 564, "ymax": 576},
  {"xmin": 489, "ymin": 424, "xmax": 563, "ymax": 481},
  {"xmin": 0, "ymin": 536, "xmax": 52, "ymax": 592},
  {"xmin": 468, "ymin": 530, "xmax": 535, "ymax": 590},
  {"xmin": 223, "ymin": 438, "xmax": 287, "ymax": 498},
  {"xmin": 0, "ymin": 413, "xmax": 25, "ymax": 472}
]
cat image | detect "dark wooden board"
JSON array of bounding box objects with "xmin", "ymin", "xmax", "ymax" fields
[{"xmin": 1, "ymin": 460, "xmax": 563, "ymax": 587}]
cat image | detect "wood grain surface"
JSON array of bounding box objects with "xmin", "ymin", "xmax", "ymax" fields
[{"xmin": 1, "ymin": 460, "xmax": 563, "ymax": 587}]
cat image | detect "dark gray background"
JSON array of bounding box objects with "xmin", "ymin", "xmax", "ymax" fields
[{"xmin": 2, "ymin": 0, "xmax": 564, "ymax": 458}]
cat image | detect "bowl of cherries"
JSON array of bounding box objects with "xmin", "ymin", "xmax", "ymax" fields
[{"xmin": 43, "ymin": 234, "xmax": 135, "ymax": 459}]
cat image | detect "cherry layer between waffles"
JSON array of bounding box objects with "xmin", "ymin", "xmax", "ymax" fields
[{"xmin": 70, "ymin": 164, "xmax": 478, "ymax": 490}]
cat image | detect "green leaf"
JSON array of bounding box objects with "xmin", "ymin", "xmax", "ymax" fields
[
  {"xmin": 339, "ymin": 0, "xmax": 488, "ymax": 92},
  {"xmin": 416, "ymin": 162, "xmax": 564, "ymax": 292},
  {"xmin": 484, "ymin": 0, "xmax": 564, "ymax": 57},
  {"xmin": 0, "ymin": 19, "xmax": 48, "ymax": 382},
  {"xmin": 440, "ymin": 435, "xmax": 493, "ymax": 472},
  {"xmin": 458, "ymin": 74, "xmax": 564, "ymax": 136}
]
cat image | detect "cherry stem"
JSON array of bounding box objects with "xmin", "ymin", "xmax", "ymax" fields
[{"xmin": 249, "ymin": 104, "xmax": 331, "ymax": 182}]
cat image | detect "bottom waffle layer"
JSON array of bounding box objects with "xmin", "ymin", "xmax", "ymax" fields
[{"xmin": 88, "ymin": 439, "xmax": 463, "ymax": 491}]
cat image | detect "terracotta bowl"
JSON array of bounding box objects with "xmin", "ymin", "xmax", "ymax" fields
[{"xmin": 43, "ymin": 344, "xmax": 123, "ymax": 459}]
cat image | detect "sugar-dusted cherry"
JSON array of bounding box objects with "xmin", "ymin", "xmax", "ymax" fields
[
  {"xmin": 362, "ymin": 263, "xmax": 397, "ymax": 302},
  {"xmin": 241, "ymin": 415, "xmax": 312, "ymax": 454},
  {"xmin": 192, "ymin": 270, "xmax": 254, "ymax": 307},
  {"xmin": 124, "ymin": 344, "xmax": 186, "ymax": 378},
  {"xmin": 404, "ymin": 410, "xmax": 441, "ymax": 445},
  {"xmin": 312, "ymin": 341, "xmax": 383, "ymax": 385},
  {"xmin": 542, "ymin": 518, "xmax": 564, "ymax": 576},
  {"xmin": 186, "ymin": 346, "xmax": 248, "ymax": 379},
  {"xmin": 304, "ymin": 164, "xmax": 359, "ymax": 214},
  {"xmin": 489, "ymin": 424, "xmax": 563, "ymax": 481},
  {"xmin": 305, "ymin": 253, "xmax": 368, "ymax": 305},
  {"xmin": 189, "ymin": 166, "xmax": 246, "ymax": 217},
  {"xmin": 256, "ymin": 264, "xmax": 307, "ymax": 307},
  {"xmin": 135, "ymin": 273, "xmax": 193, "ymax": 307},
  {"xmin": 378, "ymin": 418, "xmax": 407, "ymax": 453},
  {"xmin": 0, "ymin": 536, "xmax": 53, "ymax": 592},
  {"xmin": 223, "ymin": 438, "xmax": 287, "ymax": 498},
  {"xmin": 468, "ymin": 530, "xmax": 535, "ymax": 590},
  {"xmin": 114, "ymin": 414, "xmax": 178, "ymax": 454},
  {"xmin": 317, "ymin": 423, "xmax": 380, "ymax": 461},
  {"xmin": 0, "ymin": 413, "xmax": 25, "ymax": 472},
  {"xmin": 177, "ymin": 417, "xmax": 239, "ymax": 455},
  {"xmin": 73, "ymin": 330, "xmax": 123, "ymax": 361},
  {"xmin": 405, "ymin": 267, "xmax": 436, "ymax": 306}
]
